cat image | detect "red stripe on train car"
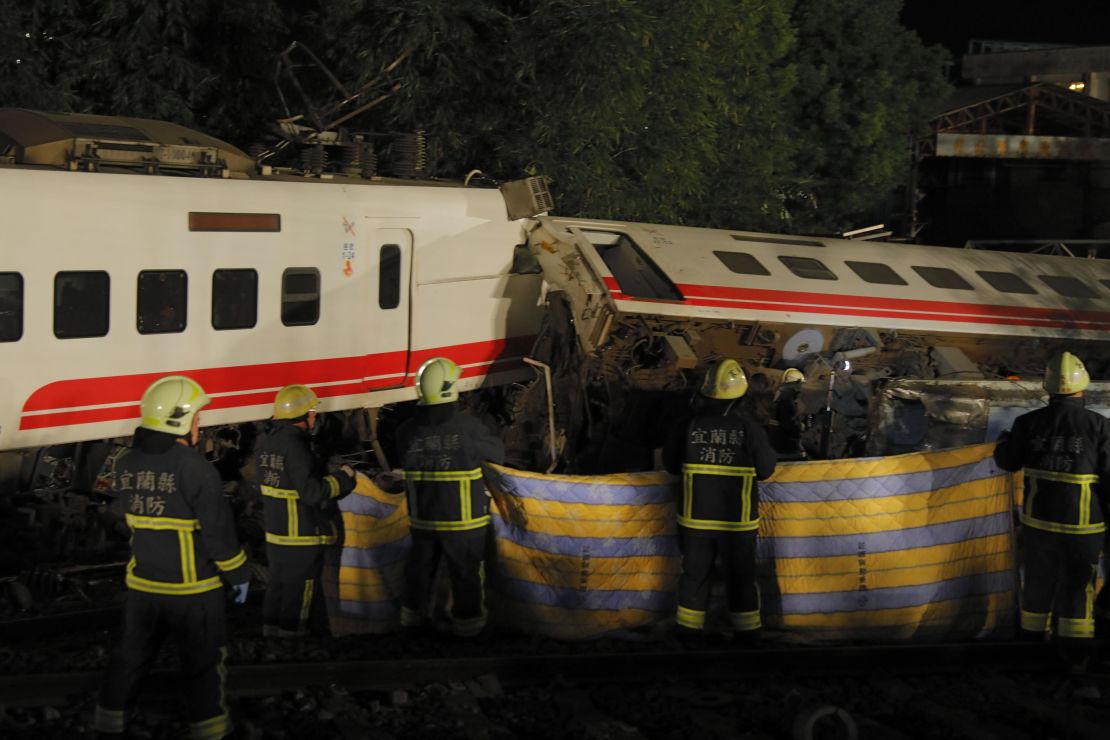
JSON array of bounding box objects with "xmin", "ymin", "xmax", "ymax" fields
[
  {"xmin": 20, "ymin": 336, "xmax": 536, "ymax": 430},
  {"xmin": 680, "ymin": 296, "xmax": 1110, "ymax": 330},
  {"xmin": 22, "ymin": 354, "xmax": 402, "ymax": 412},
  {"xmin": 406, "ymin": 335, "xmax": 536, "ymax": 373},
  {"xmin": 601, "ymin": 276, "xmax": 1110, "ymax": 330}
]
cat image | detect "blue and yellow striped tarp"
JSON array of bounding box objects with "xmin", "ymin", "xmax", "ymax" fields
[
  {"xmin": 486, "ymin": 443, "xmax": 1016, "ymax": 641},
  {"xmin": 486, "ymin": 466, "xmax": 681, "ymax": 639},
  {"xmin": 758, "ymin": 443, "xmax": 1016, "ymax": 641},
  {"xmin": 327, "ymin": 444, "xmax": 1017, "ymax": 641},
  {"xmin": 323, "ymin": 473, "xmax": 411, "ymax": 635}
]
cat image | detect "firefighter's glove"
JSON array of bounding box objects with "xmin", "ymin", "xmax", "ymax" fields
[{"xmin": 231, "ymin": 582, "xmax": 250, "ymax": 605}]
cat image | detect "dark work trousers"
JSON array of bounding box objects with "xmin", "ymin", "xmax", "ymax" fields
[
  {"xmin": 265, "ymin": 544, "xmax": 327, "ymax": 636},
  {"xmin": 1022, "ymin": 526, "xmax": 1102, "ymax": 639},
  {"xmin": 403, "ymin": 527, "xmax": 487, "ymax": 630},
  {"xmin": 677, "ymin": 528, "xmax": 760, "ymax": 631},
  {"xmin": 95, "ymin": 588, "xmax": 229, "ymax": 737}
]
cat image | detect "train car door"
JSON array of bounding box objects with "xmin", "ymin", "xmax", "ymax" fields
[{"xmin": 366, "ymin": 228, "xmax": 412, "ymax": 390}]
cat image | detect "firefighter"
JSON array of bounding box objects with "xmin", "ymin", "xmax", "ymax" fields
[
  {"xmin": 397, "ymin": 357, "xmax": 504, "ymax": 637},
  {"xmin": 994, "ymin": 352, "xmax": 1110, "ymax": 647},
  {"xmin": 664, "ymin": 359, "xmax": 777, "ymax": 642},
  {"xmin": 772, "ymin": 368, "xmax": 806, "ymax": 457},
  {"xmin": 255, "ymin": 384, "xmax": 356, "ymax": 637},
  {"xmin": 94, "ymin": 376, "xmax": 250, "ymax": 739}
]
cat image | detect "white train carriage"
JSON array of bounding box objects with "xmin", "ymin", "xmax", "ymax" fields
[
  {"xmin": 528, "ymin": 217, "xmax": 1110, "ymax": 375},
  {"xmin": 4, "ymin": 108, "xmax": 1110, "ymax": 463},
  {"xmin": 0, "ymin": 109, "xmax": 546, "ymax": 452}
]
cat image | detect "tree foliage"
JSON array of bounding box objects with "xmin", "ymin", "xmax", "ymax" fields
[
  {"xmin": 0, "ymin": 0, "xmax": 949, "ymax": 235},
  {"xmin": 787, "ymin": 0, "xmax": 950, "ymax": 232},
  {"xmin": 312, "ymin": 1, "xmax": 798, "ymax": 227},
  {"xmin": 0, "ymin": 0, "xmax": 292, "ymax": 141}
]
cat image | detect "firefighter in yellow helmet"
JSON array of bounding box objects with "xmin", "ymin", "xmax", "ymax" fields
[
  {"xmin": 396, "ymin": 357, "xmax": 505, "ymax": 637},
  {"xmin": 772, "ymin": 368, "xmax": 806, "ymax": 457},
  {"xmin": 95, "ymin": 376, "xmax": 250, "ymax": 739},
  {"xmin": 994, "ymin": 352, "xmax": 1110, "ymax": 648},
  {"xmin": 663, "ymin": 359, "xmax": 777, "ymax": 643},
  {"xmin": 253, "ymin": 384, "xmax": 356, "ymax": 637}
]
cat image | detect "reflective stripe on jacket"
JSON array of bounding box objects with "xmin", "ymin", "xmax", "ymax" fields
[
  {"xmin": 664, "ymin": 399, "xmax": 777, "ymax": 534},
  {"xmin": 396, "ymin": 405, "xmax": 505, "ymax": 532},
  {"xmin": 680, "ymin": 463, "xmax": 759, "ymax": 531},
  {"xmin": 994, "ymin": 395, "xmax": 1110, "ymax": 535},
  {"xmin": 117, "ymin": 427, "xmax": 249, "ymax": 596},
  {"xmin": 403, "ymin": 467, "xmax": 488, "ymax": 531},
  {"xmin": 255, "ymin": 421, "xmax": 355, "ymax": 546},
  {"xmin": 1021, "ymin": 468, "xmax": 1104, "ymax": 534}
]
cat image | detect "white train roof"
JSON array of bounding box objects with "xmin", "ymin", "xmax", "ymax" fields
[{"xmin": 535, "ymin": 216, "xmax": 1110, "ymax": 340}]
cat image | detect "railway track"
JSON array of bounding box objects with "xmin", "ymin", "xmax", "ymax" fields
[
  {"xmin": 0, "ymin": 639, "xmax": 1095, "ymax": 706},
  {"xmin": 3, "ymin": 640, "xmax": 1109, "ymax": 739}
]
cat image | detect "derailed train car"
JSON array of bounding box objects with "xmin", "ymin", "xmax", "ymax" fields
[
  {"xmin": 2, "ymin": 108, "xmax": 1109, "ymax": 486},
  {"xmin": 515, "ymin": 217, "xmax": 1110, "ymax": 468}
]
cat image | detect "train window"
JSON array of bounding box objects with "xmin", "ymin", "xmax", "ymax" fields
[
  {"xmin": 976, "ymin": 270, "xmax": 1036, "ymax": 295},
  {"xmin": 212, "ymin": 269, "xmax": 258, "ymax": 330},
  {"xmin": 54, "ymin": 271, "xmax": 110, "ymax": 339},
  {"xmin": 778, "ymin": 256, "xmax": 837, "ymax": 280},
  {"xmin": 731, "ymin": 234, "xmax": 826, "ymax": 248},
  {"xmin": 1039, "ymin": 274, "xmax": 1098, "ymax": 299},
  {"xmin": 282, "ymin": 268, "xmax": 320, "ymax": 326},
  {"xmin": 911, "ymin": 266, "xmax": 973, "ymax": 290},
  {"xmin": 714, "ymin": 251, "xmax": 770, "ymax": 276},
  {"xmin": 845, "ymin": 261, "xmax": 907, "ymax": 286},
  {"xmin": 379, "ymin": 245, "xmax": 401, "ymax": 310},
  {"xmin": 0, "ymin": 272, "xmax": 22, "ymax": 342},
  {"xmin": 137, "ymin": 270, "xmax": 187, "ymax": 334},
  {"xmin": 582, "ymin": 230, "xmax": 683, "ymax": 300}
]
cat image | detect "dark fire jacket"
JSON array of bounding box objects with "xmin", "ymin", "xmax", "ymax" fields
[
  {"xmin": 994, "ymin": 395, "xmax": 1110, "ymax": 535},
  {"xmin": 665, "ymin": 400, "xmax": 778, "ymax": 532},
  {"xmin": 255, "ymin": 420, "xmax": 356, "ymax": 546},
  {"xmin": 116, "ymin": 427, "xmax": 249, "ymax": 595},
  {"xmin": 396, "ymin": 404, "xmax": 505, "ymax": 532}
]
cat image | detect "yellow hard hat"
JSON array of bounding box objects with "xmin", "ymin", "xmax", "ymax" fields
[
  {"xmin": 700, "ymin": 359, "xmax": 748, "ymax": 400},
  {"xmin": 140, "ymin": 375, "xmax": 211, "ymax": 435},
  {"xmin": 273, "ymin": 384, "xmax": 319, "ymax": 419},
  {"xmin": 416, "ymin": 357, "xmax": 461, "ymax": 405},
  {"xmin": 1044, "ymin": 351, "xmax": 1089, "ymax": 395},
  {"xmin": 782, "ymin": 368, "xmax": 806, "ymax": 384}
]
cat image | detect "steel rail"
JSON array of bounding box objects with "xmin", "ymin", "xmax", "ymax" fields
[{"xmin": 0, "ymin": 640, "xmax": 1090, "ymax": 707}]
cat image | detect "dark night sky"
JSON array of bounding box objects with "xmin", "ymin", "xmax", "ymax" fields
[{"xmin": 900, "ymin": 0, "xmax": 1109, "ymax": 58}]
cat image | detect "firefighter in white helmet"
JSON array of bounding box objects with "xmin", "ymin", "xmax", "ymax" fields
[
  {"xmin": 254, "ymin": 384, "xmax": 356, "ymax": 637},
  {"xmin": 663, "ymin": 359, "xmax": 777, "ymax": 643},
  {"xmin": 95, "ymin": 376, "xmax": 250, "ymax": 739},
  {"xmin": 396, "ymin": 357, "xmax": 504, "ymax": 637},
  {"xmin": 994, "ymin": 352, "xmax": 1110, "ymax": 648}
]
